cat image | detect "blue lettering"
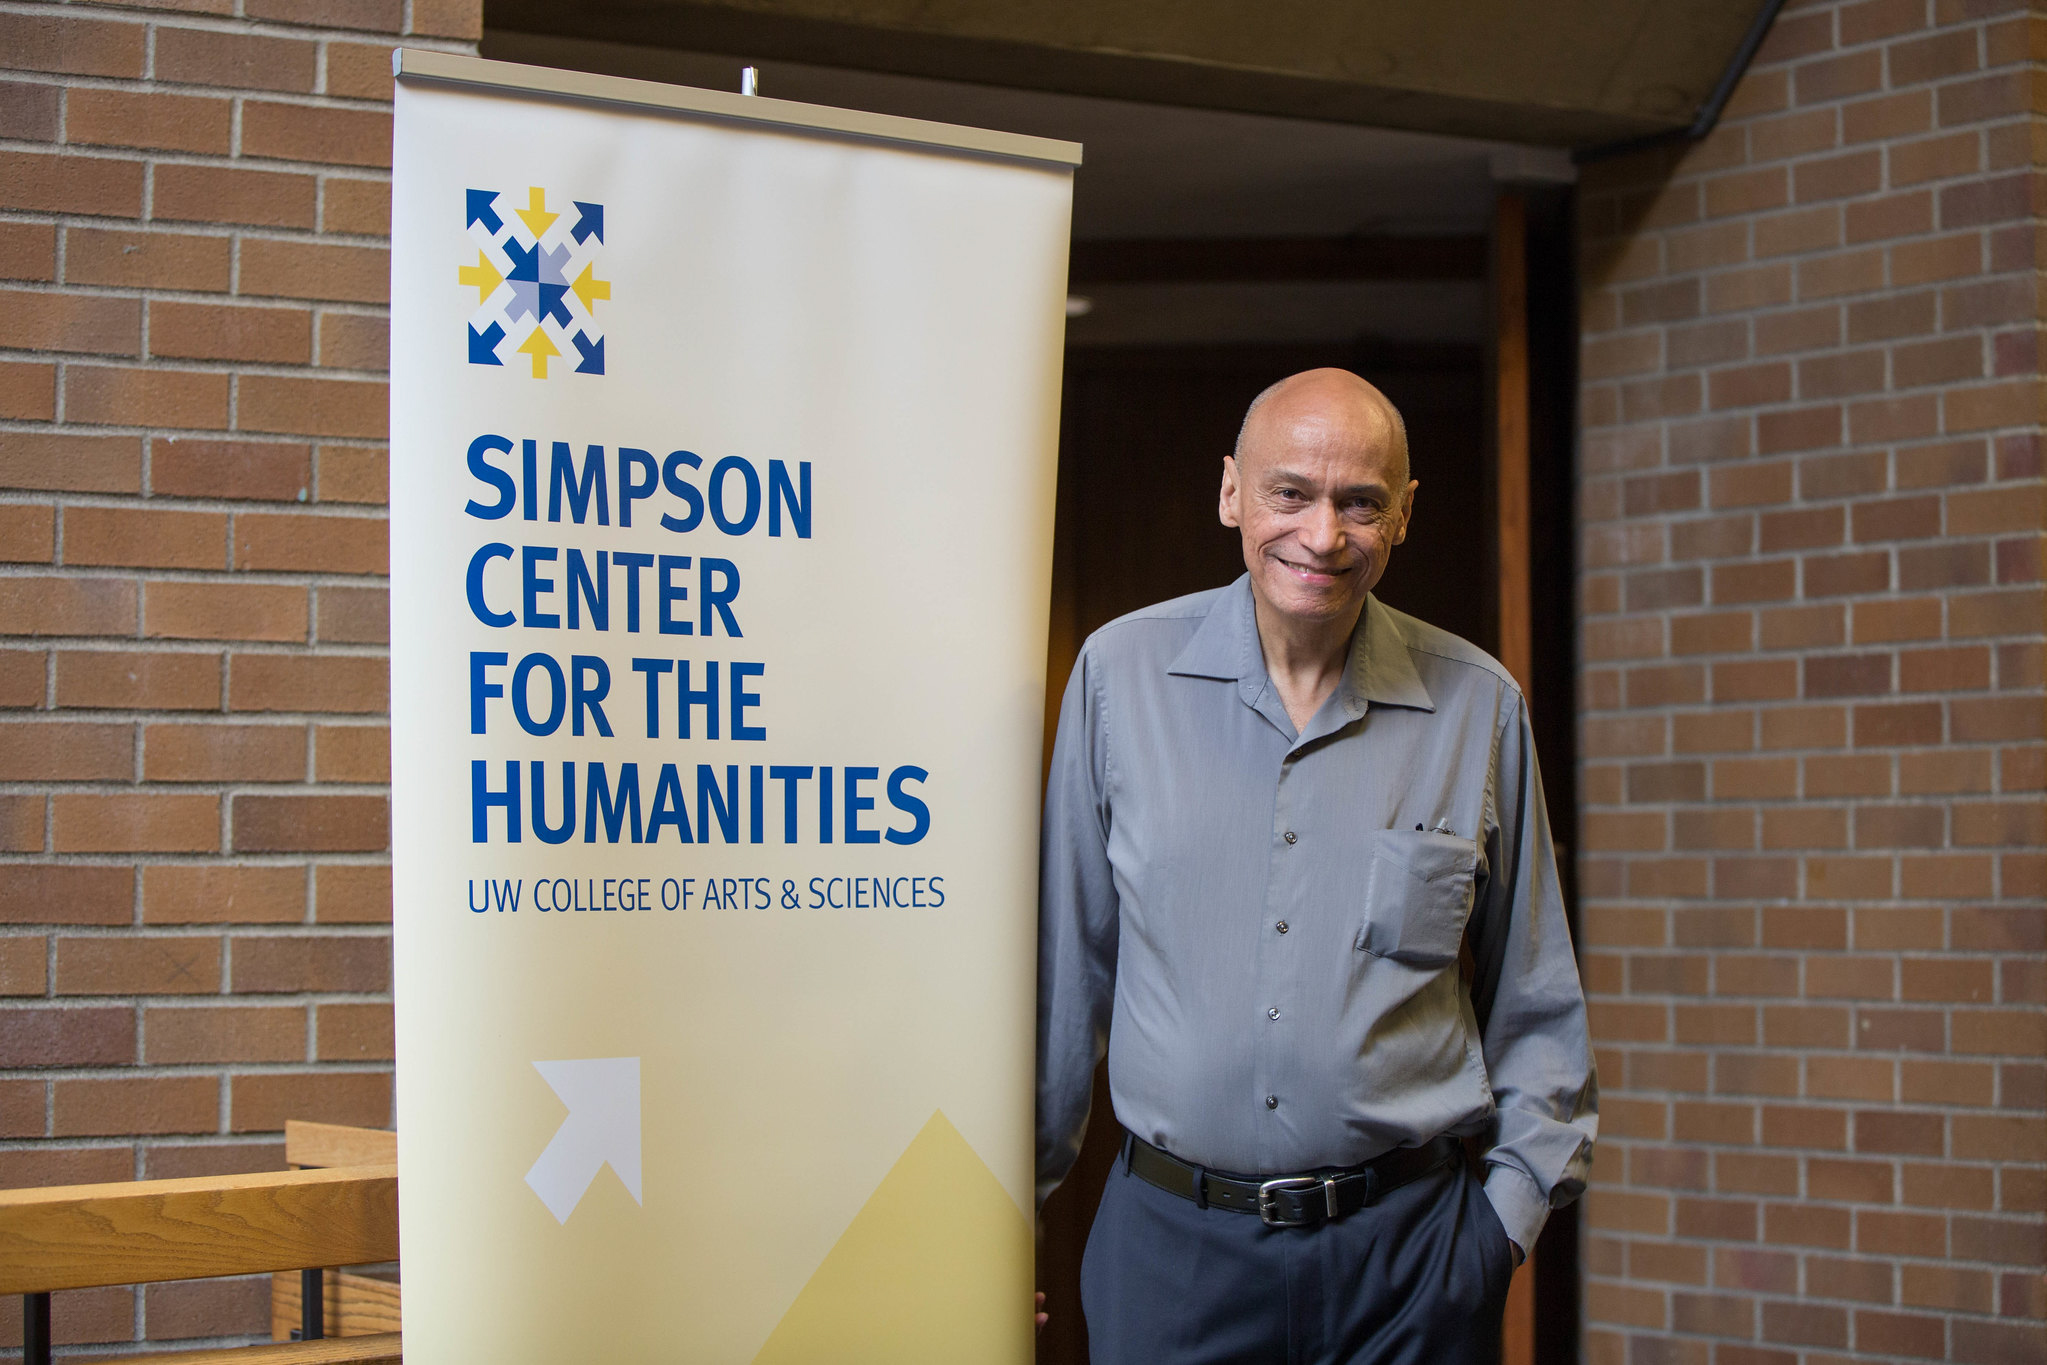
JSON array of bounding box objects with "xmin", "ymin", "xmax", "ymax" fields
[
  {"xmin": 532, "ymin": 762, "xmax": 576, "ymax": 844},
  {"xmin": 646, "ymin": 763, "xmax": 693, "ymax": 843},
  {"xmin": 566, "ymin": 549, "xmax": 608, "ymax": 630},
  {"xmin": 731, "ymin": 661, "xmax": 765, "ymax": 740},
  {"xmin": 549, "ymin": 441, "xmax": 609, "ymax": 525},
  {"xmin": 659, "ymin": 554, "xmax": 693, "ymax": 636},
  {"xmin": 618, "ymin": 447, "xmax": 658, "ymax": 526},
  {"xmin": 700, "ymin": 557, "xmax": 741, "ymax": 637},
  {"xmin": 466, "ymin": 543, "xmax": 514, "ymax": 627},
  {"xmin": 472, "ymin": 759, "xmax": 520, "ymax": 843},
  {"xmin": 522, "ymin": 545, "xmax": 560, "ymax": 629},
  {"xmin": 465, "ymin": 434, "xmax": 515, "ymax": 518},
  {"xmin": 512, "ymin": 652, "xmax": 566, "ymax": 736},
  {"xmin": 678, "ymin": 661, "xmax": 718, "ymax": 740},
  {"xmin": 698, "ymin": 763, "xmax": 740, "ymax": 844},
  {"xmin": 768, "ymin": 460, "xmax": 810, "ymax": 538},
  {"xmin": 709, "ymin": 455, "xmax": 761, "ymax": 535},
  {"xmin": 660, "ymin": 450, "xmax": 704, "ymax": 532},
  {"xmin": 613, "ymin": 552, "xmax": 652, "ymax": 633},
  {"xmin": 885, "ymin": 765, "xmax": 930, "ymax": 845},
  {"xmin": 771, "ymin": 766, "xmax": 812, "ymax": 843},
  {"xmin": 844, "ymin": 765, "xmax": 879, "ymax": 844},
  {"xmin": 631, "ymin": 658, "xmax": 670, "ymax": 737},
  {"xmin": 585, "ymin": 762, "xmax": 643, "ymax": 843},
  {"xmin": 570, "ymin": 654, "xmax": 613, "ymax": 737},
  {"xmin": 469, "ymin": 650, "xmax": 505, "ymax": 733}
]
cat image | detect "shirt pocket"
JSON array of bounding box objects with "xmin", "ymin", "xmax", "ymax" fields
[{"xmin": 1354, "ymin": 829, "xmax": 1479, "ymax": 968}]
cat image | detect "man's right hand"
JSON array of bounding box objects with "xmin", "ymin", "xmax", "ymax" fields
[{"xmin": 1036, "ymin": 1291, "xmax": 1048, "ymax": 1335}]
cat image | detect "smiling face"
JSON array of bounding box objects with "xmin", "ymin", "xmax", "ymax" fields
[{"xmin": 1219, "ymin": 370, "xmax": 1417, "ymax": 635}]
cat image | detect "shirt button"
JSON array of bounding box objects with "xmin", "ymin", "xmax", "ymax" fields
[
  {"xmin": 1265, "ymin": 1095, "xmax": 1278, "ymax": 1110},
  {"xmin": 1276, "ymin": 920, "xmax": 1289, "ymax": 934},
  {"xmin": 1283, "ymin": 831, "xmax": 1297, "ymax": 845},
  {"xmin": 1267, "ymin": 1007, "xmax": 1280, "ymax": 1020}
]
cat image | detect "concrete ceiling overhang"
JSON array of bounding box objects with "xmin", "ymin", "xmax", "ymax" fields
[{"xmin": 485, "ymin": 0, "xmax": 1777, "ymax": 148}]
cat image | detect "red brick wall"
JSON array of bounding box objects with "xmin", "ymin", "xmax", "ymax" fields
[
  {"xmin": 0, "ymin": 0, "xmax": 475, "ymax": 1352},
  {"xmin": 1577, "ymin": 1, "xmax": 2045, "ymax": 1362}
]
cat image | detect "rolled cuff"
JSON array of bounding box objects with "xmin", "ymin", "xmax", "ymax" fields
[{"xmin": 1483, "ymin": 1161, "xmax": 1551, "ymax": 1256}]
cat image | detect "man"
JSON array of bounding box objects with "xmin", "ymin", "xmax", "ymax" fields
[{"xmin": 1037, "ymin": 368, "xmax": 1596, "ymax": 1363}]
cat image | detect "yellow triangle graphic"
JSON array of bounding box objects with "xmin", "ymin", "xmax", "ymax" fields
[{"xmin": 751, "ymin": 1110, "xmax": 1033, "ymax": 1365}]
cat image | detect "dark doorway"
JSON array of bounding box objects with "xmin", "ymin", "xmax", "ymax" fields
[
  {"xmin": 1035, "ymin": 337, "xmax": 1491, "ymax": 1365},
  {"xmin": 1050, "ymin": 341, "xmax": 1489, "ymax": 653}
]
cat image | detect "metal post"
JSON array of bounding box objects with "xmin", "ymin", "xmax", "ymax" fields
[
  {"xmin": 740, "ymin": 66, "xmax": 758, "ymax": 96},
  {"xmin": 300, "ymin": 1267, "xmax": 324, "ymax": 1340},
  {"xmin": 23, "ymin": 1292, "xmax": 51, "ymax": 1365}
]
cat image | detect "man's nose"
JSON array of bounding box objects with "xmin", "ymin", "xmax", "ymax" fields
[{"xmin": 1301, "ymin": 500, "xmax": 1344, "ymax": 553}]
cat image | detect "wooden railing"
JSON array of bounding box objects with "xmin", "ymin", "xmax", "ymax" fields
[{"xmin": 0, "ymin": 1124, "xmax": 400, "ymax": 1365}]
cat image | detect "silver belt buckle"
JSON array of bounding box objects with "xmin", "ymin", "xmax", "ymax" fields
[{"xmin": 1256, "ymin": 1176, "xmax": 1334, "ymax": 1226}]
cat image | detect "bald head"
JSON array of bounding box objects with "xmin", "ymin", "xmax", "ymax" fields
[
  {"xmin": 1218, "ymin": 367, "xmax": 1419, "ymax": 639},
  {"xmin": 1234, "ymin": 369, "xmax": 1409, "ymax": 487}
]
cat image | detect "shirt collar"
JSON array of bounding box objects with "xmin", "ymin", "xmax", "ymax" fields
[{"xmin": 1167, "ymin": 576, "xmax": 1436, "ymax": 717}]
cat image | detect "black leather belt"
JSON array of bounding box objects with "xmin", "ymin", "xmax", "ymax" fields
[{"xmin": 1127, "ymin": 1135, "xmax": 1459, "ymax": 1227}]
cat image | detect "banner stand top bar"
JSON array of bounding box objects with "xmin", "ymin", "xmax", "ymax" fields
[{"xmin": 395, "ymin": 49, "xmax": 1084, "ymax": 169}]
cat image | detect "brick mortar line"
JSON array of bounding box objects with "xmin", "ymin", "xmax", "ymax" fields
[
  {"xmin": 0, "ymin": 844, "xmax": 391, "ymax": 858},
  {"xmin": 1575, "ymin": 1302, "xmax": 2040, "ymax": 1326},
  {"xmin": 0, "ymin": 724, "xmax": 391, "ymax": 735},
  {"xmin": 1581, "ymin": 280, "xmax": 2047, "ymax": 311},
  {"xmin": 2, "ymin": 72, "xmax": 403, "ymax": 117},
  {"xmin": 0, "ymin": 1, "xmax": 478, "ymax": 46},
  {"xmin": 1603, "ymin": 102, "xmax": 2047, "ymax": 156},
  {"xmin": 0, "ymin": 1001, "xmax": 387, "ymax": 1018},
  {"xmin": 2, "ymin": 530, "xmax": 392, "ymax": 548},
  {"xmin": 2, "ymin": 357, "xmax": 398, "ymax": 382},
  {"xmin": 1585, "ymin": 329, "xmax": 2031, "ymax": 365},
  {"xmin": 1576, "ymin": 1314, "xmax": 2042, "ymax": 1334},
  {"xmin": 0, "ymin": 637, "xmax": 393, "ymax": 653},
  {"xmin": 0, "ymin": 135, "xmax": 401, "ymax": 177},
  {"xmin": 0, "ymin": 211, "xmax": 397, "ymax": 248},
  {"xmin": 1596, "ymin": 228, "xmax": 2040, "ymax": 278},
  {"xmin": 0, "ymin": 1133, "xmax": 314, "ymax": 1148},
  {"xmin": 1583, "ymin": 605, "xmax": 2042, "ymax": 617},
  {"xmin": 1643, "ymin": 143, "xmax": 2047, "ymax": 193},
  {"xmin": 0, "ymin": 282, "xmax": 395, "ymax": 308},
  {"xmin": 1580, "ymin": 406, "xmax": 2047, "ymax": 432},
  {"xmin": 1579, "ymin": 1199, "xmax": 2047, "ymax": 1216},
  {"xmin": 0, "ymin": 785, "xmax": 392, "ymax": 798},
  {"xmin": 0, "ymin": 718, "xmax": 389, "ymax": 728},
  {"xmin": 0, "ymin": 513, "xmax": 392, "ymax": 531},
  {"xmin": 0, "ymin": 1064, "xmax": 395, "ymax": 1084},
  {"xmin": 0, "ymin": 922, "xmax": 393, "ymax": 936}
]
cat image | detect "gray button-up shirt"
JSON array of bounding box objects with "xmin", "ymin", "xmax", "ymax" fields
[{"xmin": 1037, "ymin": 577, "xmax": 1596, "ymax": 1252}]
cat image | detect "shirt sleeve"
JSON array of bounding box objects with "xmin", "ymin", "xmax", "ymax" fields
[
  {"xmin": 1035, "ymin": 645, "xmax": 1120, "ymax": 1209},
  {"xmin": 1468, "ymin": 689, "xmax": 1599, "ymax": 1253}
]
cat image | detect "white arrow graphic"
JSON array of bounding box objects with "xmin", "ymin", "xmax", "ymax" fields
[{"xmin": 524, "ymin": 1057, "xmax": 642, "ymax": 1224}]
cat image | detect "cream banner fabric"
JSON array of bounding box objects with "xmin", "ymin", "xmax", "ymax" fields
[{"xmin": 388, "ymin": 54, "xmax": 1074, "ymax": 1362}]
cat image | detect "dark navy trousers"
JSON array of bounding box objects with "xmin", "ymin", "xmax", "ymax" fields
[{"xmin": 1080, "ymin": 1149, "xmax": 1516, "ymax": 1365}]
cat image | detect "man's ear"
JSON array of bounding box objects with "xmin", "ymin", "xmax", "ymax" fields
[
  {"xmin": 1393, "ymin": 478, "xmax": 1418, "ymax": 545},
  {"xmin": 1219, "ymin": 455, "xmax": 1242, "ymax": 529}
]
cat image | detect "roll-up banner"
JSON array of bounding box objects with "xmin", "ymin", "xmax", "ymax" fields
[{"xmin": 387, "ymin": 52, "xmax": 1077, "ymax": 1362}]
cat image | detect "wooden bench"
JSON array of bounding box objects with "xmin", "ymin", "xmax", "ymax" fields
[
  {"xmin": 0, "ymin": 1153, "xmax": 399, "ymax": 1365},
  {"xmin": 270, "ymin": 1123, "xmax": 401, "ymax": 1344}
]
